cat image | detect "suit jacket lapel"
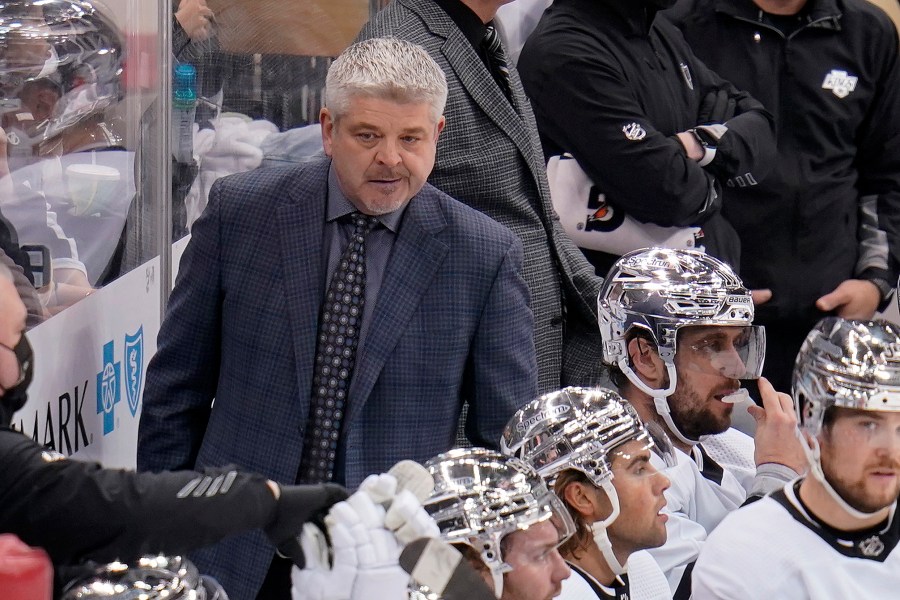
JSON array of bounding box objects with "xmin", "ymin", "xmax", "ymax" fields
[
  {"xmin": 402, "ymin": 0, "xmax": 550, "ymax": 208},
  {"xmin": 278, "ymin": 162, "xmax": 329, "ymax": 419},
  {"xmin": 346, "ymin": 188, "xmax": 449, "ymax": 425}
]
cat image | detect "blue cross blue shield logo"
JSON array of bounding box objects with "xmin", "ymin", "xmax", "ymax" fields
[
  {"xmin": 96, "ymin": 341, "xmax": 121, "ymax": 435},
  {"xmin": 124, "ymin": 327, "xmax": 144, "ymax": 417}
]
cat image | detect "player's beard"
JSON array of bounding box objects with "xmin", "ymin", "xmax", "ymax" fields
[
  {"xmin": 668, "ymin": 385, "xmax": 731, "ymax": 441},
  {"xmin": 822, "ymin": 456, "xmax": 900, "ymax": 514}
]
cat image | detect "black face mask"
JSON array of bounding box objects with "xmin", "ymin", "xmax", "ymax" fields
[{"xmin": 1, "ymin": 335, "xmax": 34, "ymax": 428}]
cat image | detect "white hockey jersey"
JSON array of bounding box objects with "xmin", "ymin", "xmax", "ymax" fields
[
  {"xmin": 693, "ymin": 481, "xmax": 900, "ymax": 599},
  {"xmin": 558, "ymin": 550, "xmax": 672, "ymax": 600},
  {"xmin": 645, "ymin": 428, "xmax": 754, "ymax": 595}
]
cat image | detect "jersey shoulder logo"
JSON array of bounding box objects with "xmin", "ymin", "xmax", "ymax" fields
[
  {"xmin": 622, "ymin": 122, "xmax": 646, "ymax": 141},
  {"xmin": 822, "ymin": 69, "xmax": 858, "ymax": 98}
]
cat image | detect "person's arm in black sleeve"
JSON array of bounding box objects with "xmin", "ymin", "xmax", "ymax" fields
[
  {"xmin": 855, "ymin": 19, "xmax": 900, "ymax": 291},
  {"xmin": 523, "ymin": 33, "xmax": 717, "ymax": 227},
  {"xmin": 683, "ymin": 27, "xmax": 777, "ymax": 184},
  {"xmin": 856, "ymin": 194, "xmax": 895, "ymax": 311},
  {"xmin": 0, "ymin": 429, "xmax": 346, "ymax": 566}
]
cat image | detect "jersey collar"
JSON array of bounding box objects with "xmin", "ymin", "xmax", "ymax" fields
[{"xmin": 771, "ymin": 480, "xmax": 900, "ymax": 562}]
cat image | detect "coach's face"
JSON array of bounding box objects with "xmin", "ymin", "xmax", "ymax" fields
[{"xmin": 321, "ymin": 95, "xmax": 445, "ymax": 216}]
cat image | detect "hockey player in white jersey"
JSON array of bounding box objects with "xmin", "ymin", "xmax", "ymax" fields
[
  {"xmin": 693, "ymin": 317, "xmax": 900, "ymax": 598},
  {"xmin": 501, "ymin": 387, "xmax": 675, "ymax": 600},
  {"xmin": 597, "ymin": 248, "xmax": 807, "ymax": 595},
  {"xmin": 420, "ymin": 448, "xmax": 575, "ymax": 600}
]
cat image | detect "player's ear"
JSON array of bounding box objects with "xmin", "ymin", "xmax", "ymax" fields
[
  {"xmin": 562, "ymin": 480, "xmax": 599, "ymax": 519},
  {"xmin": 628, "ymin": 337, "xmax": 665, "ymax": 387}
]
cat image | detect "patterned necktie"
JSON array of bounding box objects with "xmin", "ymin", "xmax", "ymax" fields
[
  {"xmin": 483, "ymin": 25, "xmax": 512, "ymax": 101},
  {"xmin": 298, "ymin": 212, "xmax": 378, "ymax": 484}
]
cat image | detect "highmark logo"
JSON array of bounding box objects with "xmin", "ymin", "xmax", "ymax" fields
[
  {"xmin": 96, "ymin": 340, "xmax": 121, "ymax": 436},
  {"xmin": 124, "ymin": 327, "xmax": 144, "ymax": 417}
]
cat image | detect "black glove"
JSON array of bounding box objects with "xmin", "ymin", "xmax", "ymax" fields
[
  {"xmin": 264, "ymin": 482, "xmax": 348, "ymax": 564},
  {"xmin": 698, "ymin": 89, "xmax": 736, "ymax": 125}
]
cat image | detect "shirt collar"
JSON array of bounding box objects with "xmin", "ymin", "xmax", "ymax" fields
[
  {"xmin": 326, "ymin": 164, "xmax": 407, "ymax": 233},
  {"xmin": 433, "ymin": 0, "xmax": 488, "ymax": 48}
]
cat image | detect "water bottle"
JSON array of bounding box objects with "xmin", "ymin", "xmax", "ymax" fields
[{"xmin": 172, "ymin": 63, "xmax": 197, "ymax": 164}]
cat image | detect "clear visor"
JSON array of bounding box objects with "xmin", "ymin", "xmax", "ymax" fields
[
  {"xmin": 824, "ymin": 407, "xmax": 900, "ymax": 449},
  {"xmin": 602, "ymin": 434, "xmax": 672, "ymax": 492},
  {"xmin": 500, "ymin": 485, "xmax": 575, "ymax": 546},
  {"xmin": 523, "ymin": 433, "xmax": 580, "ymax": 478},
  {"xmin": 543, "ymin": 489, "xmax": 577, "ymax": 547},
  {"xmin": 676, "ymin": 325, "xmax": 766, "ymax": 380}
]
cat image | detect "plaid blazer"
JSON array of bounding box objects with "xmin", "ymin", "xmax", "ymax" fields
[
  {"xmin": 136, "ymin": 158, "xmax": 537, "ymax": 598},
  {"xmin": 359, "ymin": 0, "xmax": 606, "ymax": 391}
]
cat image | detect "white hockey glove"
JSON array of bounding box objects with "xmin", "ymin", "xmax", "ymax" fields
[
  {"xmin": 358, "ymin": 465, "xmax": 440, "ymax": 545},
  {"xmin": 386, "ymin": 488, "xmax": 440, "ymax": 544},
  {"xmin": 291, "ymin": 468, "xmax": 437, "ymax": 600}
]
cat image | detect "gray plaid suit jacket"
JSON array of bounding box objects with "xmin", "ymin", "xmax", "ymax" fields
[
  {"xmin": 359, "ymin": 0, "xmax": 605, "ymax": 391},
  {"xmin": 135, "ymin": 158, "xmax": 536, "ymax": 598}
]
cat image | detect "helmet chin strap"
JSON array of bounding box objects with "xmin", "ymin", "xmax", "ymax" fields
[
  {"xmin": 801, "ymin": 433, "xmax": 885, "ymax": 521},
  {"xmin": 619, "ymin": 357, "xmax": 702, "ymax": 447},
  {"xmin": 590, "ymin": 481, "xmax": 626, "ymax": 577},
  {"xmin": 483, "ymin": 548, "xmax": 511, "ymax": 599},
  {"xmin": 653, "ymin": 396, "xmax": 703, "ymax": 447},
  {"xmin": 489, "ymin": 569, "xmax": 504, "ymax": 599}
]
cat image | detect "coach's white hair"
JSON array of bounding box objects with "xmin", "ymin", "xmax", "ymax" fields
[{"xmin": 325, "ymin": 37, "xmax": 448, "ymax": 122}]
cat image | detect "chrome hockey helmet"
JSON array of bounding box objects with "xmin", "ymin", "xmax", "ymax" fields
[
  {"xmin": 793, "ymin": 317, "xmax": 900, "ymax": 519},
  {"xmin": 0, "ymin": 0, "xmax": 125, "ymax": 159},
  {"xmin": 500, "ymin": 387, "xmax": 661, "ymax": 488},
  {"xmin": 500, "ymin": 387, "xmax": 673, "ymax": 576},
  {"xmin": 423, "ymin": 447, "xmax": 574, "ymax": 598},
  {"xmin": 597, "ymin": 248, "xmax": 764, "ymax": 444},
  {"xmin": 61, "ymin": 555, "xmax": 228, "ymax": 599}
]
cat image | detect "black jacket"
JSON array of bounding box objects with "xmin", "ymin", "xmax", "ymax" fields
[
  {"xmin": 518, "ymin": 0, "xmax": 777, "ymax": 272},
  {"xmin": 666, "ymin": 0, "xmax": 900, "ymax": 323},
  {"xmin": 0, "ymin": 428, "xmax": 277, "ymax": 588}
]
